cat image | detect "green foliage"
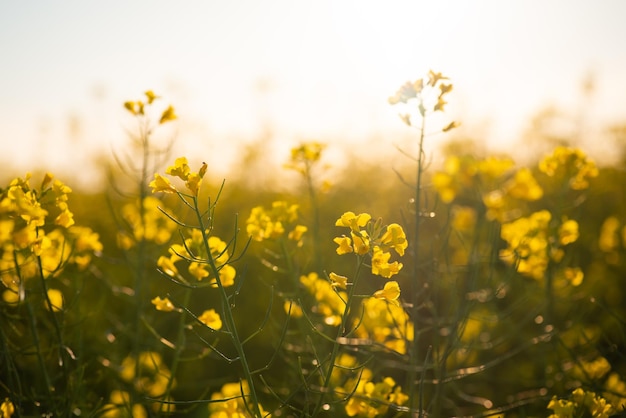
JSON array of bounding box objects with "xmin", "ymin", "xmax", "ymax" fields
[{"xmin": 2, "ymin": 81, "xmax": 626, "ymax": 418}]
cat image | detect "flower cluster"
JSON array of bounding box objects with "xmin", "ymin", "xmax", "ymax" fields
[
  {"xmin": 539, "ymin": 146, "xmax": 599, "ymax": 190},
  {"xmin": 388, "ymin": 70, "xmax": 457, "ymax": 129},
  {"xmin": 333, "ymin": 212, "xmax": 408, "ymax": 279},
  {"xmin": 123, "ymin": 90, "xmax": 177, "ymax": 124},
  {"xmin": 352, "ymin": 297, "xmax": 413, "ymax": 354},
  {"xmin": 157, "ymin": 229, "xmax": 235, "ymax": 287},
  {"xmin": 116, "ymin": 196, "xmax": 177, "ymax": 250},
  {"xmin": 333, "ymin": 354, "xmax": 409, "ymax": 417},
  {"xmin": 433, "ymin": 154, "xmax": 547, "ymax": 222},
  {"xmin": 106, "ymin": 351, "xmax": 175, "ymax": 415},
  {"xmin": 284, "ymin": 141, "xmax": 326, "ymax": 175},
  {"xmin": 547, "ymin": 388, "xmax": 614, "ymax": 418},
  {"xmin": 208, "ymin": 380, "xmax": 268, "ymax": 418},
  {"xmin": 99, "ymin": 390, "xmax": 148, "ymax": 418},
  {"xmin": 150, "ymin": 157, "xmax": 208, "ymax": 197},
  {"xmin": 299, "ymin": 272, "xmax": 347, "ymax": 326},
  {"xmin": 499, "ymin": 210, "xmax": 580, "ymax": 281},
  {"xmin": 246, "ymin": 201, "xmax": 307, "ymax": 245},
  {"xmin": 0, "ymin": 173, "xmax": 102, "ymax": 307}
]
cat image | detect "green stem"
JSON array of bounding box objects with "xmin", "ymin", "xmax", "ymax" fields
[
  {"xmin": 408, "ymin": 102, "xmax": 427, "ymax": 417},
  {"xmin": 194, "ymin": 195, "xmax": 262, "ymax": 417},
  {"xmin": 160, "ymin": 287, "xmax": 192, "ymax": 415},
  {"xmin": 311, "ymin": 256, "xmax": 365, "ymax": 416}
]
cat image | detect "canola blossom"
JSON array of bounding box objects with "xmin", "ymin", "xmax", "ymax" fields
[{"xmin": 333, "ymin": 212, "xmax": 407, "ymax": 279}]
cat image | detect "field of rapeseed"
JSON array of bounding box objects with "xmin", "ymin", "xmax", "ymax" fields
[{"xmin": 2, "ymin": 72, "xmax": 626, "ymax": 417}]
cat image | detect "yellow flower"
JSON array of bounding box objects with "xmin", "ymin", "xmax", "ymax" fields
[
  {"xmin": 335, "ymin": 211, "xmax": 371, "ymax": 233},
  {"xmin": 388, "ymin": 79, "xmax": 423, "ymax": 105},
  {"xmin": 166, "ymin": 157, "xmax": 190, "ymax": 180},
  {"xmin": 159, "ymin": 105, "xmax": 177, "ymax": 124},
  {"xmin": 144, "ymin": 90, "xmax": 160, "ymax": 104},
  {"xmin": 45, "ymin": 288, "xmax": 63, "ymax": 312},
  {"xmin": 151, "ymin": 296, "xmax": 175, "ymax": 312},
  {"xmin": 329, "ymin": 272, "xmax": 348, "ymax": 290},
  {"xmin": 157, "ymin": 255, "xmax": 179, "ymax": 277},
  {"xmin": 189, "ymin": 262, "xmax": 210, "ymax": 280},
  {"xmin": 507, "ymin": 168, "xmax": 543, "ymax": 201},
  {"xmin": 214, "ymin": 264, "xmax": 236, "ymax": 287},
  {"xmin": 123, "ymin": 101, "xmax": 138, "ymax": 115},
  {"xmin": 333, "ymin": 236, "xmax": 353, "ymax": 255},
  {"xmin": 287, "ymin": 225, "xmax": 307, "ymax": 244},
  {"xmin": 185, "ymin": 172, "xmax": 202, "ymax": 196},
  {"xmin": 284, "ymin": 300, "xmax": 303, "ymax": 317},
  {"xmin": 547, "ymin": 396, "xmax": 575, "ymax": 417},
  {"xmin": 380, "ymin": 223, "xmax": 408, "ymax": 256},
  {"xmin": 1, "ymin": 399, "xmax": 15, "ymax": 418},
  {"xmin": 351, "ymin": 230, "xmax": 370, "ymax": 255},
  {"xmin": 428, "ymin": 69, "xmax": 448, "ymax": 86},
  {"xmin": 559, "ymin": 219, "xmax": 579, "ymax": 245},
  {"xmin": 371, "ymin": 247, "xmax": 403, "ymax": 278},
  {"xmin": 54, "ymin": 209, "xmax": 75, "ymax": 228},
  {"xmin": 198, "ymin": 309, "xmax": 222, "ymax": 330},
  {"xmin": 373, "ymin": 281, "xmax": 401, "ymax": 306},
  {"xmin": 149, "ymin": 174, "xmax": 177, "ymax": 194},
  {"xmin": 442, "ymin": 121, "xmax": 460, "ymax": 132}
]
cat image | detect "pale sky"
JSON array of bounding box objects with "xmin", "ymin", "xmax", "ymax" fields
[{"xmin": 1, "ymin": 1, "xmax": 626, "ymax": 187}]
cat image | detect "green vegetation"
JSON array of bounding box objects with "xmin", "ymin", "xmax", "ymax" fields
[{"xmin": 1, "ymin": 73, "xmax": 626, "ymax": 417}]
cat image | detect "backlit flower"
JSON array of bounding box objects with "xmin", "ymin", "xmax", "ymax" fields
[
  {"xmin": 329, "ymin": 272, "xmax": 348, "ymax": 290},
  {"xmin": 198, "ymin": 309, "xmax": 222, "ymax": 330},
  {"xmin": 373, "ymin": 281, "xmax": 401, "ymax": 306},
  {"xmin": 149, "ymin": 174, "xmax": 177, "ymax": 194},
  {"xmin": 151, "ymin": 296, "xmax": 175, "ymax": 312},
  {"xmin": 335, "ymin": 211, "xmax": 371, "ymax": 233},
  {"xmin": 333, "ymin": 236, "xmax": 353, "ymax": 255}
]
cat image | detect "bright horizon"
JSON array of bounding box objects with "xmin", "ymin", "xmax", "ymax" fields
[{"xmin": 1, "ymin": 1, "xmax": 626, "ymax": 188}]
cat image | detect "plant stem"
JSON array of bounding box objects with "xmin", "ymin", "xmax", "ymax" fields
[
  {"xmin": 408, "ymin": 102, "xmax": 428, "ymax": 417},
  {"xmin": 194, "ymin": 196, "xmax": 262, "ymax": 417},
  {"xmin": 311, "ymin": 256, "xmax": 365, "ymax": 416}
]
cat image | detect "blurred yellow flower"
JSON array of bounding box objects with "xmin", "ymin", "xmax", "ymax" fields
[
  {"xmin": 198, "ymin": 309, "xmax": 222, "ymax": 330},
  {"xmin": 149, "ymin": 174, "xmax": 177, "ymax": 194},
  {"xmin": 373, "ymin": 281, "xmax": 401, "ymax": 306},
  {"xmin": 507, "ymin": 168, "xmax": 543, "ymax": 201},
  {"xmin": 189, "ymin": 262, "xmax": 210, "ymax": 280},
  {"xmin": 45, "ymin": 288, "xmax": 63, "ymax": 312},
  {"xmin": 151, "ymin": 296, "xmax": 175, "ymax": 312},
  {"xmin": 159, "ymin": 105, "xmax": 177, "ymax": 124},
  {"xmin": 559, "ymin": 219, "xmax": 579, "ymax": 245},
  {"xmin": 166, "ymin": 157, "xmax": 191, "ymax": 180},
  {"xmin": 144, "ymin": 90, "xmax": 160, "ymax": 104},
  {"xmin": 0, "ymin": 399, "xmax": 14, "ymax": 418},
  {"xmin": 329, "ymin": 272, "xmax": 348, "ymax": 290}
]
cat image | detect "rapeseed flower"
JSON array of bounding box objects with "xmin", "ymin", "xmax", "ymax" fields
[
  {"xmin": 151, "ymin": 296, "xmax": 175, "ymax": 312},
  {"xmin": 373, "ymin": 281, "xmax": 401, "ymax": 306},
  {"xmin": 0, "ymin": 399, "xmax": 15, "ymax": 418},
  {"xmin": 208, "ymin": 381, "xmax": 268, "ymax": 418},
  {"xmin": 198, "ymin": 309, "xmax": 222, "ymax": 330}
]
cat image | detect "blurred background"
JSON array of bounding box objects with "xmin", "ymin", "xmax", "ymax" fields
[{"xmin": 1, "ymin": 0, "xmax": 626, "ymax": 189}]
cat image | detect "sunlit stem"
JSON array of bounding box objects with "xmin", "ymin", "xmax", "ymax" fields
[
  {"xmin": 312, "ymin": 255, "xmax": 365, "ymax": 416},
  {"xmin": 193, "ymin": 195, "xmax": 262, "ymax": 417},
  {"xmin": 408, "ymin": 99, "xmax": 428, "ymax": 417},
  {"xmin": 133, "ymin": 117, "xmax": 152, "ymax": 399}
]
